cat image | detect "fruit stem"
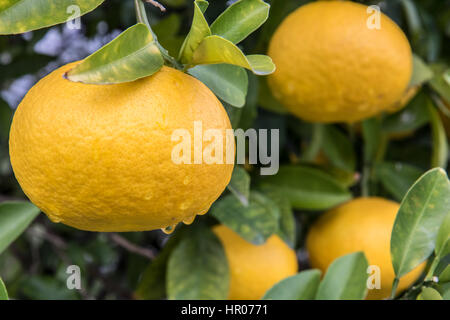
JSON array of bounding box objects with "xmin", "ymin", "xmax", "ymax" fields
[
  {"xmin": 134, "ymin": 0, "xmax": 184, "ymax": 70},
  {"xmin": 390, "ymin": 277, "xmax": 400, "ymax": 299}
]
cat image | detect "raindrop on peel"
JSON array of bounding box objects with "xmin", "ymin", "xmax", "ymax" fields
[
  {"xmin": 161, "ymin": 224, "xmax": 176, "ymax": 234},
  {"xmin": 197, "ymin": 207, "xmax": 209, "ymax": 215},
  {"xmin": 182, "ymin": 215, "xmax": 196, "ymax": 225},
  {"xmin": 144, "ymin": 193, "xmax": 153, "ymax": 200}
]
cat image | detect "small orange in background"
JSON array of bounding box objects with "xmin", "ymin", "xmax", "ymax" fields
[
  {"xmin": 213, "ymin": 225, "xmax": 298, "ymax": 300},
  {"xmin": 306, "ymin": 197, "xmax": 426, "ymax": 300}
]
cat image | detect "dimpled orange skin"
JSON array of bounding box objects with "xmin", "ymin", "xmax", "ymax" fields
[
  {"xmin": 268, "ymin": 1, "xmax": 413, "ymax": 123},
  {"xmin": 9, "ymin": 62, "xmax": 234, "ymax": 232},
  {"xmin": 306, "ymin": 197, "xmax": 426, "ymax": 300},
  {"xmin": 213, "ymin": 225, "xmax": 298, "ymax": 300}
]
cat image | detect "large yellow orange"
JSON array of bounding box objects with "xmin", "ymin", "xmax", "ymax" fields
[
  {"xmin": 268, "ymin": 1, "xmax": 413, "ymax": 123},
  {"xmin": 9, "ymin": 62, "xmax": 234, "ymax": 232},
  {"xmin": 306, "ymin": 197, "xmax": 425, "ymax": 299},
  {"xmin": 213, "ymin": 225, "xmax": 298, "ymax": 300}
]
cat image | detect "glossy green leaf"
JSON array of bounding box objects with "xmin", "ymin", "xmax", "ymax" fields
[
  {"xmin": 0, "ymin": 0, "xmax": 105, "ymax": 34},
  {"xmin": 211, "ymin": 192, "xmax": 279, "ymax": 245},
  {"xmin": 66, "ymin": 23, "xmax": 163, "ymax": 84},
  {"xmin": 428, "ymin": 104, "xmax": 448, "ymax": 169},
  {"xmin": 259, "ymin": 187, "xmax": 296, "ymax": 248},
  {"xmin": 263, "ymin": 270, "xmax": 321, "ymax": 300},
  {"xmin": 321, "ymin": 125, "xmax": 355, "ymax": 172},
  {"xmin": 375, "ymin": 162, "xmax": 423, "ymax": 202},
  {"xmin": 178, "ymin": 0, "xmax": 211, "ymax": 63},
  {"xmin": 188, "ymin": 64, "xmax": 248, "ymax": 107},
  {"xmin": 259, "ymin": 166, "xmax": 352, "ymax": 210},
  {"xmin": 410, "ymin": 54, "xmax": 434, "ymax": 86},
  {"xmin": 210, "ymin": 0, "xmax": 270, "ymax": 44},
  {"xmin": 391, "ymin": 168, "xmax": 450, "ymax": 278},
  {"xmin": 417, "ymin": 287, "xmax": 443, "ymax": 300},
  {"xmin": 427, "ymin": 214, "xmax": 450, "ymax": 279},
  {"xmin": 191, "ymin": 35, "xmax": 275, "ymax": 75},
  {"xmin": 226, "ymin": 166, "xmax": 250, "ymax": 205},
  {"xmin": 166, "ymin": 224, "xmax": 229, "ymax": 300},
  {"xmin": 435, "ymin": 213, "xmax": 450, "ymax": 255},
  {"xmin": 0, "ymin": 278, "xmax": 8, "ymax": 300},
  {"xmin": 0, "ymin": 202, "xmax": 40, "ymax": 254},
  {"xmin": 316, "ymin": 252, "xmax": 369, "ymax": 300},
  {"xmin": 383, "ymin": 91, "xmax": 430, "ymax": 135}
]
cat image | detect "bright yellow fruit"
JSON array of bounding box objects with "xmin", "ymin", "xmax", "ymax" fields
[
  {"xmin": 268, "ymin": 1, "xmax": 413, "ymax": 123},
  {"xmin": 9, "ymin": 62, "xmax": 234, "ymax": 232},
  {"xmin": 213, "ymin": 225, "xmax": 298, "ymax": 300},
  {"xmin": 306, "ymin": 197, "xmax": 425, "ymax": 300}
]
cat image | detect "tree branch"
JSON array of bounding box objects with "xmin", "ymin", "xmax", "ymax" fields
[{"xmin": 109, "ymin": 233, "xmax": 156, "ymax": 260}]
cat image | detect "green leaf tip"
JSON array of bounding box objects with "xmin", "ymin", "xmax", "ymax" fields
[{"xmin": 65, "ymin": 23, "xmax": 164, "ymax": 85}]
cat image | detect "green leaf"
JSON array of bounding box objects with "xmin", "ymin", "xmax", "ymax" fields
[
  {"xmin": 263, "ymin": 270, "xmax": 321, "ymax": 300},
  {"xmin": 259, "ymin": 166, "xmax": 352, "ymax": 210},
  {"xmin": 391, "ymin": 168, "xmax": 450, "ymax": 278},
  {"xmin": 428, "ymin": 104, "xmax": 448, "ymax": 169},
  {"xmin": 383, "ymin": 91, "xmax": 431, "ymax": 135},
  {"xmin": 65, "ymin": 23, "xmax": 163, "ymax": 84},
  {"xmin": 321, "ymin": 125, "xmax": 355, "ymax": 172},
  {"xmin": 191, "ymin": 35, "xmax": 275, "ymax": 75},
  {"xmin": 178, "ymin": 0, "xmax": 211, "ymax": 64},
  {"xmin": 166, "ymin": 224, "xmax": 229, "ymax": 300},
  {"xmin": 0, "ymin": 0, "xmax": 105, "ymax": 34},
  {"xmin": 211, "ymin": 191, "xmax": 279, "ymax": 245},
  {"xmin": 152, "ymin": 14, "xmax": 184, "ymax": 58},
  {"xmin": 375, "ymin": 162, "xmax": 423, "ymax": 202},
  {"xmin": 259, "ymin": 187, "xmax": 296, "ymax": 248},
  {"xmin": 0, "ymin": 278, "xmax": 8, "ymax": 300},
  {"xmin": 316, "ymin": 252, "xmax": 369, "ymax": 300},
  {"xmin": 435, "ymin": 213, "xmax": 450, "ymax": 256},
  {"xmin": 226, "ymin": 166, "xmax": 250, "ymax": 205},
  {"xmin": 210, "ymin": 0, "xmax": 270, "ymax": 44},
  {"xmin": 439, "ymin": 282, "xmax": 450, "ymax": 299},
  {"xmin": 417, "ymin": 287, "xmax": 443, "ymax": 300},
  {"xmin": 427, "ymin": 214, "xmax": 450, "ymax": 279},
  {"xmin": 362, "ymin": 117, "xmax": 383, "ymax": 162},
  {"xmin": 430, "ymin": 64, "xmax": 450, "ymax": 103},
  {"xmin": 0, "ymin": 202, "xmax": 40, "ymax": 254},
  {"xmin": 21, "ymin": 276, "xmax": 78, "ymax": 300},
  {"xmin": 135, "ymin": 228, "xmax": 186, "ymax": 300},
  {"xmin": 188, "ymin": 64, "xmax": 248, "ymax": 107},
  {"xmin": 409, "ymin": 54, "xmax": 434, "ymax": 86}
]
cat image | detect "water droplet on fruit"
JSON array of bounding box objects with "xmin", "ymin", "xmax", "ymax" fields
[
  {"xmin": 183, "ymin": 176, "xmax": 190, "ymax": 185},
  {"xmin": 182, "ymin": 215, "xmax": 196, "ymax": 225},
  {"xmin": 197, "ymin": 206, "xmax": 210, "ymax": 216},
  {"xmin": 179, "ymin": 201, "xmax": 191, "ymax": 210},
  {"xmin": 161, "ymin": 224, "xmax": 176, "ymax": 234},
  {"xmin": 144, "ymin": 193, "xmax": 153, "ymax": 200}
]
